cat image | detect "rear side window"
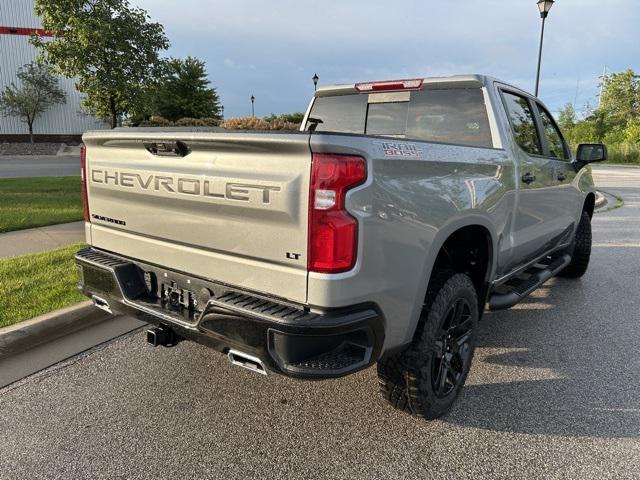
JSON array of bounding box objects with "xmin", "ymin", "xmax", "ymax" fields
[
  {"xmin": 502, "ymin": 92, "xmax": 542, "ymax": 156},
  {"xmin": 307, "ymin": 88, "xmax": 494, "ymax": 148}
]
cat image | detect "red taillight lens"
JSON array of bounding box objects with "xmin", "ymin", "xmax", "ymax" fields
[
  {"xmin": 80, "ymin": 144, "xmax": 90, "ymax": 222},
  {"xmin": 308, "ymin": 153, "xmax": 366, "ymax": 273}
]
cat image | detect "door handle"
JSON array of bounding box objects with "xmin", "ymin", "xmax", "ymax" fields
[
  {"xmin": 557, "ymin": 172, "xmax": 567, "ymax": 181},
  {"xmin": 521, "ymin": 172, "xmax": 536, "ymax": 184}
]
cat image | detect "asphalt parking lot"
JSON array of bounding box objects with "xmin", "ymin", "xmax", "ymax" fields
[{"xmin": 1, "ymin": 166, "xmax": 639, "ymax": 479}]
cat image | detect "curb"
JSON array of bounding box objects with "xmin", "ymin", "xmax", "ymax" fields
[
  {"xmin": 595, "ymin": 191, "xmax": 606, "ymax": 209},
  {"xmin": 0, "ymin": 301, "xmax": 116, "ymax": 360},
  {"xmin": 594, "ymin": 189, "xmax": 624, "ymax": 214},
  {"xmin": 593, "ymin": 163, "xmax": 640, "ymax": 169}
]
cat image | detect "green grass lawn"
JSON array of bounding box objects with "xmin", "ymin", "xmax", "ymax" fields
[
  {"xmin": 0, "ymin": 243, "xmax": 86, "ymax": 328},
  {"xmin": 0, "ymin": 176, "xmax": 83, "ymax": 233}
]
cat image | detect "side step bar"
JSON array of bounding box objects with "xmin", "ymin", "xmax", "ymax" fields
[{"xmin": 488, "ymin": 254, "xmax": 571, "ymax": 311}]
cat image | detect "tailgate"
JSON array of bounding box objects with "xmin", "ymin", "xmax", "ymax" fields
[{"xmin": 83, "ymin": 130, "xmax": 311, "ymax": 303}]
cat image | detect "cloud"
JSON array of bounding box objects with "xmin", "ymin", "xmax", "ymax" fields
[{"xmin": 136, "ymin": 0, "xmax": 640, "ymax": 117}]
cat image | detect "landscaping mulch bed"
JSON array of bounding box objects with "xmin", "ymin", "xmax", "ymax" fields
[{"xmin": 0, "ymin": 142, "xmax": 63, "ymax": 156}]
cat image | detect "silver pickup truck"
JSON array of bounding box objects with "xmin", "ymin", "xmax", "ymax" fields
[{"xmin": 75, "ymin": 74, "xmax": 606, "ymax": 419}]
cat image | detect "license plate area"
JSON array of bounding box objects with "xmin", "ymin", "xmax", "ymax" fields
[
  {"xmin": 161, "ymin": 281, "xmax": 196, "ymax": 312},
  {"xmin": 141, "ymin": 270, "xmax": 205, "ymax": 322}
]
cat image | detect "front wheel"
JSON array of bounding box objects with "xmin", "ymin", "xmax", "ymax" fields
[
  {"xmin": 377, "ymin": 270, "xmax": 478, "ymax": 419},
  {"xmin": 558, "ymin": 211, "xmax": 592, "ymax": 278}
]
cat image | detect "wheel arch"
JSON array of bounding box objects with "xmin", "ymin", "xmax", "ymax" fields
[{"xmin": 403, "ymin": 216, "xmax": 498, "ymax": 345}]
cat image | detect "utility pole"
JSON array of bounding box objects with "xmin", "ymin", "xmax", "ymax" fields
[{"xmin": 597, "ymin": 66, "xmax": 607, "ymax": 108}]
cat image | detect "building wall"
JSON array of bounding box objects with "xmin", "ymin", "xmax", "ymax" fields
[
  {"xmin": 0, "ymin": 0, "xmax": 109, "ymax": 138},
  {"xmin": 0, "ymin": 0, "xmax": 39, "ymax": 26}
]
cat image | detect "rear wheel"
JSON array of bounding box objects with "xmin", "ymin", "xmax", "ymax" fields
[
  {"xmin": 558, "ymin": 211, "xmax": 592, "ymax": 278},
  {"xmin": 377, "ymin": 270, "xmax": 478, "ymax": 419}
]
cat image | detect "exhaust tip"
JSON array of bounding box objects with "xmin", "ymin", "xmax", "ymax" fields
[{"xmin": 228, "ymin": 350, "xmax": 267, "ymax": 375}]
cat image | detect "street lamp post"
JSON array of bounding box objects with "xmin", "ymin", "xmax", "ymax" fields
[
  {"xmin": 312, "ymin": 73, "xmax": 319, "ymax": 91},
  {"xmin": 250, "ymin": 95, "xmax": 255, "ymax": 117},
  {"xmin": 534, "ymin": 0, "xmax": 554, "ymax": 97}
]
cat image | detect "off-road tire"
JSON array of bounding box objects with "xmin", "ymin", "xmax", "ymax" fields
[
  {"xmin": 558, "ymin": 211, "xmax": 592, "ymax": 278},
  {"xmin": 377, "ymin": 270, "xmax": 479, "ymax": 419}
]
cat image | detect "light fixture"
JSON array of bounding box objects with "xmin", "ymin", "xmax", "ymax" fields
[{"xmin": 537, "ymin": 0, "xmax": 554, "ymax": 18}]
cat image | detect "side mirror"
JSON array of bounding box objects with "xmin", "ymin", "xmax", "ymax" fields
[{"xmin": 576, "ymin": 143, "xmax": 607, "ymax": 164}]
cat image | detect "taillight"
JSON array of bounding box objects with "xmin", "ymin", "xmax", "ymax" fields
[
  {"xmin": 80, "ymin": 144, "xmax": 90, "ymax": 222},
  {"xmin": 308, "ymin": 153, "xmax": 366, "ymax": 273},
  {"xmin": 354, "ymin": 78, "xmax": 423, "ymax": 92}
]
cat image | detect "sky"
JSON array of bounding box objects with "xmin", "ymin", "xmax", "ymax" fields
[{"xmin": 135, "ymin": 0, "xmax": 639, "ymax": 119}]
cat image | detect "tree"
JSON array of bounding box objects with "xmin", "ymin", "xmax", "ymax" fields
[
  {"xmin": 599, "ymin": 69, "xmax": 640, "ymax": 130},
  {"xmin": 32, "ymin": 0, "xmax": 169, "ymax": 128},
  {"xmin": 0, "ymin": 62, "xmax": 66, "ymax": 143},
  {"xmin": 625, "ymin": 118, "xmax": 640, "ymax": 144},
  {"xmin": 155, "ymin": 57, "xmax": 223, "ymax": 122},
  {"xmin": 557, "ymin": 103, "xmax": 576, "ymax": 133}
]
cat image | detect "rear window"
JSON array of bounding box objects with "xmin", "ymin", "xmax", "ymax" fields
[
  {"xmin": 367, "ymin": 102, "xmax": 408, "ymax": 136},
  {"xmin": 306, "ymin": 88, "xmax": 493, "ymax": 148},
  {"xmin": 306, "ymin": 94, "xmax": 367, "ymax": 134}
]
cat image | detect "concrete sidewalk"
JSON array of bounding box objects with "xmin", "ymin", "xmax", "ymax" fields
[
  {"xmin": 0, "ymin": 155, "xmax": 80, "ymax": 178},
  {"xmin": 0, "ymin": 222, "xmax": 85, "ymax": 259}
]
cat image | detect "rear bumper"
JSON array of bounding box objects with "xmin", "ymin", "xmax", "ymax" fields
[{"xmin": 75, "ymin": 247, "xmax": 385, "ymax": 379}]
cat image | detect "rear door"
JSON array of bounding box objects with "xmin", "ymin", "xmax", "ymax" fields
[
  {"xmin": 83, "ymin": 131, "xmax": 311, "ymax": 303},
  {"xmin": 500, "ymin": 90, "xmax": 566, "ymax": 267}
]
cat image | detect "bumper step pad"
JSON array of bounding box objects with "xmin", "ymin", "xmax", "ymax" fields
[{"xmin": 289, "ymin": 343, "xmax": 368, "ymax": 371}]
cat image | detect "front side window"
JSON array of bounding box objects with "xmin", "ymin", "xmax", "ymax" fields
[
  {"xmin": 538, "ymin": 105, "xmax": 569, "ymax": 160},
  {"xmin": 502, "ymin": 92, "xmax": 542, "ymax": 156}
]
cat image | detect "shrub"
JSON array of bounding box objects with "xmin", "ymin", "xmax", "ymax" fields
[
  {"xmin": 175, "ymin": 117, "xmax": 207, "ymax": 126},
  {"xmin": 608, "ymin": 143, "xmax": 640, "ymax": 164},
  {"xmin": 264, "ymin": 112, "xmax": 304, "ymax": 125},
  {"xmin": 220, "ymin": 116, "xmax": 299, "ymax": 131},
  {"xmin": 138, "ymin": 115, "xmax": 171, "ymax": 127},
  {"xmin": 220, "ymin": 116, "xmax": 268, "ymax": 130},
  {"xmin": 200, "ymin": 117, "xmax": 221, "ymax": 126}
]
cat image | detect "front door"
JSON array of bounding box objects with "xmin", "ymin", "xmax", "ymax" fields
[{"xmin": 533, "ymin": 102, "xmax": 580, "ymax": 243}]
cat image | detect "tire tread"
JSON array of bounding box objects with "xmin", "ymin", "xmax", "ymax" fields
[
  {"xmin": 377, "ymin": 270, "xmax": 478, "ymax": 419},
  {"xmin": 559, "ymin": 211, "xmax": 592, "ymax": 278}
]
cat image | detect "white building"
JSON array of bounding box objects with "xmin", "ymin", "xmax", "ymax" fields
[{"xmin": 0, "ymin": 0, "xmax": 108, "ymax": 142}]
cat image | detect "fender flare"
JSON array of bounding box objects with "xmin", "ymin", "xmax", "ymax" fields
[{"xmin": 402, "ymin": 213, "xmax": 499, "ymax": 345}]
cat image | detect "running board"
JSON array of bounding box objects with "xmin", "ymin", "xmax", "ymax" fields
[{"xmin": 488, "ymin": 254, "xmax": 571, "ymax": 311}]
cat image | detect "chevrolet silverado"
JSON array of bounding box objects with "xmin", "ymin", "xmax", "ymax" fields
[{"xmin": 75, "ymin": 75, "xmax": 606, "ymax": 419}]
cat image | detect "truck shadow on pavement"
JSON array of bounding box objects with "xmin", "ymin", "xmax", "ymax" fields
[{"xmin": 444, "ymin": 274, "xmax": 640, "ymax": 439}]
